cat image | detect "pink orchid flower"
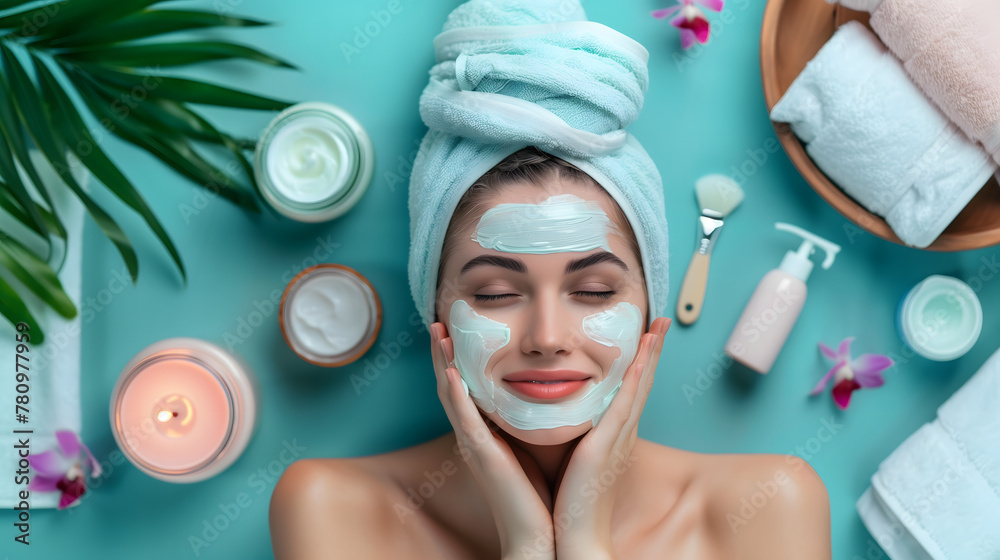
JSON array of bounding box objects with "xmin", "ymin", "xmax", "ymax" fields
[
  {"xmin": 27, "ymin": 430, "xmax": 102, "ymax": 510},
  {"xmin": 810, "ymin": 337, "xmax": 893, "ymax": 410},
  {"xmin": 651, "ymin": 0, "xmax": 724, "ymax": 50}
]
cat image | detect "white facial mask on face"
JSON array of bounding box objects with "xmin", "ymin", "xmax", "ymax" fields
[
  {"xmin": 472, "ymin": 193, "xmax": 616, "ymax": 254},
  {"xmin": 449, "ymin": 299, "xmax": 642, "ymax": 431},
  {"xmin": 447, "ymin": 192, "xmax": 644, "ymax": 430}
]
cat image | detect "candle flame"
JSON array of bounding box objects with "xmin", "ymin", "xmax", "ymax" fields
[{"xmin": 152, "ymin": 394, "xmax": 194, "ymax": 438}]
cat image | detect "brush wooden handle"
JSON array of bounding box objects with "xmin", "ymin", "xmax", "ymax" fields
[{"xmin": 677, "ymin": 251, "xmax": 711, "ymax": 325}]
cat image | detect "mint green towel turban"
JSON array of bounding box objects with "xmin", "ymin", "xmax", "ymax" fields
[{"xmin": 408, "ymin": 0, "xmax": 669, "ymax": 329}]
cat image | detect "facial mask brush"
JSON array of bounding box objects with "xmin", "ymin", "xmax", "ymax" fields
[{"xmin": 676, "ymin": 174, "xmax": 744, "ymax": 325}]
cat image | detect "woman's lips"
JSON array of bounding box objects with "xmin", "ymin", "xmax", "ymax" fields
[
  {"xmin": 505, "ymin": 379, "xmax": 589, "ymax": 400},
  {"xmin": 502, "ymin": 370, "xmax": 591, "ymax": 400}
]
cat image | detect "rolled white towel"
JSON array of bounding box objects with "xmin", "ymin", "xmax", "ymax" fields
[
  {"xmin": 826, "ymin": 0, "xmax": 1000, "ymax": 167},
  {"xmin": 857, "ymin": 344, "xmax": 1000, "ymax": 559},
  {"xmin": 770, "ymin": 21, "xmax": 997, "ymax": 248}
]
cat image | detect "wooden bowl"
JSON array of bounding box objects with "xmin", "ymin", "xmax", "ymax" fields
[{"xmin": 760, "ymin": 0, "xmax": 1000, "ymax": 251}]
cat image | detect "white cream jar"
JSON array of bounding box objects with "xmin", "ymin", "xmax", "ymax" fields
[
  {"xmin": 254, "ymin": 102, "xmax": 374, "ymax": 222},
  {"xmin": 279, "ymin": 264, "xmax": 382, "ymax": 366}
]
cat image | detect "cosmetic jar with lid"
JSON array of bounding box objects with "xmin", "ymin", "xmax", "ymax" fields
[
  {"xmin": 895, "ymin": 275, "xmax": 982, "ymax": 361},
  {"xmin": 254, "ymin": 102, "xmax": 375, "ymax": 222},
  {"xmin": 279, "ymin": 264, "xmax": 382, "ymax": 366}
]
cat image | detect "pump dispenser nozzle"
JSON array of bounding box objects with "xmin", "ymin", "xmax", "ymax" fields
[{"xmin": 774, "ymin": 223, "xmax": 841, "ymax": 282}]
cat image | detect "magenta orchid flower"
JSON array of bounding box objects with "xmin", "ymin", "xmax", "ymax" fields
[
  {"xmin": 651, "ymin": 0, "xmax": 724, "ymax": 50},
  {"xmin": 27, "ymin": 430, "xmax": 102, "ymax": 510},
  {"xmin": 810, "ymin": 337, "xmax": 893, "ymax": 410}
]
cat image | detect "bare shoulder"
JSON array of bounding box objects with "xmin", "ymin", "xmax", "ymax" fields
[
  {"xmin": 268, "ymin": 433, "xmax": 477, "ymax": 560},
  {"xmin": 702, "ymin": 453, "xmax": 832, "ymax": 559},
  {"xmin": 269, "ymin": 456, "xmax": 400, "ymax": 559}
]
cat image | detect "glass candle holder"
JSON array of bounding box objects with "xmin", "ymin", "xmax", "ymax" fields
[
  {"xmin": 254, "ymin": 101, "xmax": 375, "ymax": 222},
  {"xmin": 110, "ymin": 338, "xmax": 258, "ymax": 483},
  {"xmin": 279, "ymin": 264, "xmax": 382, "ymax": 367}
]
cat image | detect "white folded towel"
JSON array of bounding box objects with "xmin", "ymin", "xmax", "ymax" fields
[
  {"xmin": 0, "ymin": 151, "xmax": 87, "ymax": 509},
  {"xmin": 770, "ymin": 21, "xmax": 997, "ymax": 248},
  {"xmin": 857, "ymin": 343, "xmax": 1000, "ymax": 559},
  {"xmin": 826, "ymin": 0, "xmax": 1000, "ymax": 168}
]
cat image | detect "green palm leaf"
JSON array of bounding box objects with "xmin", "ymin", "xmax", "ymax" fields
[
  {"xmin": 0, "ymin": 183, "xmax": 35, "ymax": 226},
  {"xmin": 0, "ymin": 114, "xmax": 48, "ymax": 239},
  {"xmin": 0, "ymin": 0, "xmax": 296, "ymax": 335},
  {"xmin": 59, "ymin": 41, "xmax": 295, "ymax": 68},
  {"xmin": 38, "ymin": 9, "xmax": 267, "ymax": 49},
  {"xmin": 0, "ymin": 229, "xmax": 75, "ymax": 318},
  {"xmin": 128, "ymin": 96, "xmax": 237, "ymax": 145},
  {"xmin": 69, "ymin": 72, "xmax": 259, "ymax": 211},
  {"xmin": 69, "ymin": 60, "xmax": 292, "ymax": 110},
  {"xmin": 118, "ymin": 96, "xmax": 259, "ymax": 197},
  {"xmin": 33, "ymin": 54, "xmax": 186, "ymax": 280},
  {"xmin": 0, "ymin": 0, "xmax": 34, "ymax": 12},
  {"xmin": 0, "ymin": 274, "xmax": 45, "ymax": 343},
  {"xmin": 1, "ymin": 42, "xmax": 139, "ymax": 281},
  {"xmin": 0, "ymin": 66, "xmax": 64, "ymax": 242},
  {"xmin": 0, "ymin": 182, "xmax": 62, "ymax": 235},
  {"xmin": 0, "ymin": 0, "xmax": 159, "ymax": 39}
]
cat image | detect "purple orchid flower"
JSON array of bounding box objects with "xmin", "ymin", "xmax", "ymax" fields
[
  {"xmin": 651, "ymin": 0, "xmax": 725, "ymax": 50},
  {"xmin": 27, "ymin": 430, "xmax": 102, "ymax": 510},
  {"xmin": 810, "ymin": 337, "xmax": 894, "ymax": 410}
]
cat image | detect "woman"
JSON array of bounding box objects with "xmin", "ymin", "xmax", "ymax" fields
[
  {"xmin": 269, "ymin": 148, "xmax": 832, "ymax": 559},
  {"xmin": 273, "ymin": 0, "xmax": 831, "ymax": 556}
]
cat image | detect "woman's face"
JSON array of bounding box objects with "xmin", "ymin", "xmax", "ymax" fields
[{"xmin": 435, "ymin": 176, "xmax": 648, "ymax": 446}]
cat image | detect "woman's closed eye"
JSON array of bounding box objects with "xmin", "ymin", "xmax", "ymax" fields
[
  {"xmin": 472, "ymin": 290, "xmax": 616, "ymax": 302},
  {"xmin": 472, "ymin": 293, "xmax": 518, "ymax": 302},
  {"xmin": 576, "ymin": 290, "xmax": 615, "ymax": 299}
]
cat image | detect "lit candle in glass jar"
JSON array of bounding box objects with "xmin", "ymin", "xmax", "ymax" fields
[{"xmin": 110, "ymin": 338, "xmax": 257, "ymax": 483}]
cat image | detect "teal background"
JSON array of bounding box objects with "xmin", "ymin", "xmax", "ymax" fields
[{"xmin": 4, "ymin": 0, "xmax": 999, "ymax": 558}]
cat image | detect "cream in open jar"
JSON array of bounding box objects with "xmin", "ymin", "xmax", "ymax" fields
[
  {"xmin": 254, "ymin": 102, "xmax": 374, "ymax": 222},
  {"xmin": 280, "ymin": 264, "xmax": 382, "ymax": 366},
  {"xmin": 895, "ymin": 275, "xmax": 983, "ymax": 361}
]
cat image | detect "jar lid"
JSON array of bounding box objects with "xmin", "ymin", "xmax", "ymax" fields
[
  {"xmin": 254, "ymin": 102, "xmax": 375, "ymax": 223},
  {"xmin": 279, "ymin": 264, "xmax": 382, "ymax": 367},
  {"xmin": 899, "ymin": 275, "xmax": 982, "ymax": 361}
]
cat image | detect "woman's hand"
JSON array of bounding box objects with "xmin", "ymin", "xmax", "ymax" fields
[
  {"xmin": 551, "ymin": 317, "xmax": 672, "ymax": 560},
  {"xmin": 430, "ymin": 322, "xmax": 556, "ymax": 560}
]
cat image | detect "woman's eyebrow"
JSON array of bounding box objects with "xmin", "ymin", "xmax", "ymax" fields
[
  {"xmin": 461, "ymin": 255, "xmax": 527, "ymax": 275},
  {"xmin": 458, "ymin": 251, "xmax": 628, "ymax": 276},
  {"xmin": 564, "ymin": 251, "xmax": 629, "ymax": 274},
  {"xmin": 459, "ymin": 251, "xmax": 628, "ymax": 276}
]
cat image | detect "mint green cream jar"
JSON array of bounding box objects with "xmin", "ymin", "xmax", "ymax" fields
[
  {"xmin": 895, "ymin": 275, "xmax": 983, "ymax": 361},
  {"xmin": 254, "ymin": 102, "xmax": 374, "ymax": 222}
]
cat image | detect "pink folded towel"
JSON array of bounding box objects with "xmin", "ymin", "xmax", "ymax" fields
[{"xmin": 829, "ymin": 0, "xmax": 1000, "ymax": 166}]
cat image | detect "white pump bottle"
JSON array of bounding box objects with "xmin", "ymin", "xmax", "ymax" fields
[{"xmin": 724, "ymin": 223, "xmax": 841, "ymax": 374}]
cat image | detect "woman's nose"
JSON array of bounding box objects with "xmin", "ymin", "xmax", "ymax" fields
[{"xmin": 519, "ymin": 293, "xmax": 583, "ymax": 357}]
